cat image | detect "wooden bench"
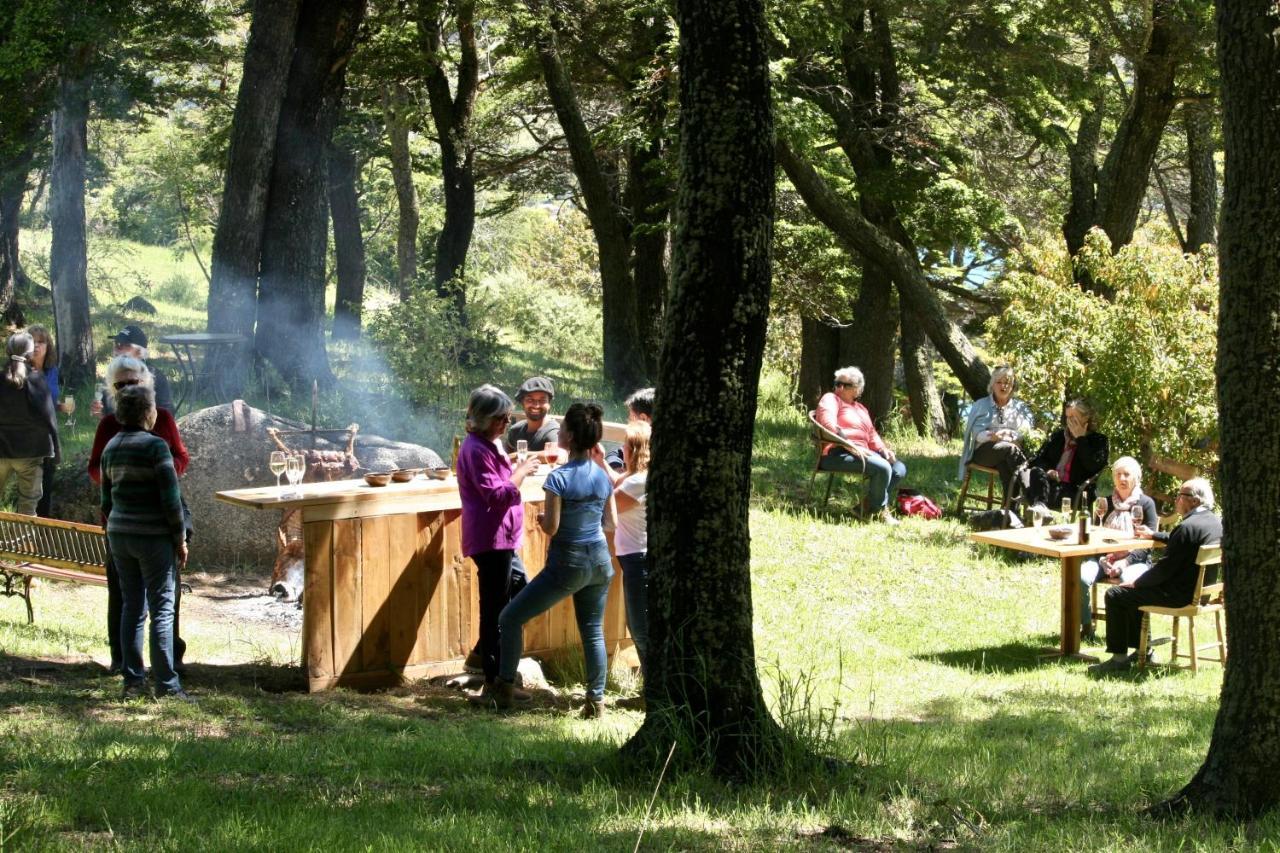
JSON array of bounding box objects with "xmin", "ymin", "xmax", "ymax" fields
[{"xmin": 0, "ymin": 511, "xmax": 108, "ymax": 624}]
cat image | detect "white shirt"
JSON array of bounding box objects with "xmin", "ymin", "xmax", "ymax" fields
[{"xmin": 613, "ymin": 471, "xmax": 648, "ymax": 556}]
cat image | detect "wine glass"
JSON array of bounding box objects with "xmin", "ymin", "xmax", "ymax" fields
[
  {"xmin": 1131, "ymin": 504, "xmax": 1145, "ymax": 532},
  {"xmin": 286, "ymin": 455, "xmax": 306, "ymax": 497},
  {"xmin": 1094, "ymin": 496, "xmax": 1108, "ymax": 527},
  {"xmin": 270, "ymin": 451, "xmax": 287, "ymax": 496},
  {"xmin": 1060, "ymin": 496, "xmax": 1072, "ymax": 520},
  {"xmin": 1031, "ymin": 507, "xmax": 1044, "ymax": 528},
  {"xmin": 62, "ymin": 396, "xmax": 76, "ymax": 430},
  {"xmin": 516, "ymin": 439, "xmax": 529, "ymax": 464}
]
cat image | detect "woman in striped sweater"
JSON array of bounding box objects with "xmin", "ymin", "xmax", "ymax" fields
[{"xmin": 100, "ymin": 384, "xmax": 191, "ymax": 703}]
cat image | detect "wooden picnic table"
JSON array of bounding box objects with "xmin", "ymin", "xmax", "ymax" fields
[
  {"xmin": 216, "ymin": 470, "xmax": 632, "ymax": 692},
  {"xmin": 968, "ymin": 525, "xmax": 1153, "ymax": 661}
]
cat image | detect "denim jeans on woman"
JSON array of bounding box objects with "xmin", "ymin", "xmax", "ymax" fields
[
  {"xmin": 499, "ymin": 539, "xmax": 614, "ymax": 700},
  {"xmin": 109, "ymin": 531, "xmax": 182, "ymax": 696},
  {"xmin": 821, "ymin": 448, "xmax": 907, "ymax": 511},
  {"xmin": 616, "ymin": 552, "xmax": 649, "ymax": 675}
]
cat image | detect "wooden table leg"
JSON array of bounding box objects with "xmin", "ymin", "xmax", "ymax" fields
[{"xmin": 1039, "ymin": 554, "xmax": 1099, "ymax": 663}]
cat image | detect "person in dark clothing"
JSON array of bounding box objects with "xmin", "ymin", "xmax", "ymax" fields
[
  {"xmin": 1089, "ymin": 478, "xmax": 1222, "ymax": 674},
  {"xmin": 1021, "ymin": 399, "xmax": 1109, "ymax": 514},
  {"xmin": 0, "ymin": 332, "xmax": 58, "ymax": 515}
]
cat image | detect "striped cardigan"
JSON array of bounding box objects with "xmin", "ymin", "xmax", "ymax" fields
[{"xmin": 100, "ymin": 428, "xmax": 185, "ymax": 544}]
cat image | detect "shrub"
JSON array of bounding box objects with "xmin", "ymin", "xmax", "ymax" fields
[
  {"xmin": 987, "ymin": 228, "xmax": 1218, "ymax": 483},
  {"xmin": 472, "ymin": 269, "xmax": 602, "ymax": 366},
  {"xmin": 153, "ymin": 272, "xmax": 203, "ymax": 308}
]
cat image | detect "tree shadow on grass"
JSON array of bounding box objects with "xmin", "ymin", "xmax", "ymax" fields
[{"xmin": 912, "ymin": 637, "xmax": 1063, "ymax": 674}]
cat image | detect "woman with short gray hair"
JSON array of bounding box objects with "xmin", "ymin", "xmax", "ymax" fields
[
  {"xmin": 1078, "ymin": 455, "xmax": 1159, "ymax": 641},
  {"xmin": 814, "ymin": 366, "xmax": 907, "ymax": 523},
  {"xmin": 457, "ymin": 384, "xmax": 542, "ymax": 700}
]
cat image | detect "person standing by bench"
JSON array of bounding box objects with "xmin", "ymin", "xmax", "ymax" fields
[
  {"xmin": 88, "ymin": 356, "xmax": 191, "ymax": 675},
  {"xmin": 0, "ymin": 332, "xmax": 58, "ymax": 516},
  {"xmin": 100, "ymin": 383, "xmax": 191, "ymax": 702}
]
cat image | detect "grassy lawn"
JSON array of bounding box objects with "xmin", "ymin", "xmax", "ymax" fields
[{"xmin": 2, "ymin": 377, "xmax": 1270, "ymax": 850}]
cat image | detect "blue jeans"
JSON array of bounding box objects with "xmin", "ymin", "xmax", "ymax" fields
[
  {"xmin": 109, "ymin": 532, "xmax": 181, "ymax": 695},
  {"xmin": 499, "ymin": 539, "xmax": 614, "ymax": 700},
  {"xmin": 821, "ymin": 448, "xmax": 907, "ymax": 511},
  {"xmin": 617, "ymin": 551, "xmax": 649, "ymax": 676}
]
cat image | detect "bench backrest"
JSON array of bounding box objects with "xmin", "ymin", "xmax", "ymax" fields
[{"xmin": 0, "ymin": 512, "xmax": 108, "ymax": 577}]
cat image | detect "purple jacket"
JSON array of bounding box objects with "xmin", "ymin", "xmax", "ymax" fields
[{"xmin": 456, "ymin": 431, "xmax": 524, "ymax": 557}]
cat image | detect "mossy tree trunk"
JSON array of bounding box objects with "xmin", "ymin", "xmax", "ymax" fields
[
  {"xmin": 1156, "ymin": 0, "xmax": 1280, "ymax": 818},
  {"xmin": 49, "ymin": 63, "xmax": 94, "ymax": 390},
  {"xmin": 328, "ymin": 137, "xmax": 365, "ymax": 341},
  {"xmin": 382, "ymin": 82, "xmax": 419, "ymax": 303},
  {"xmin": 624, "ymin": 0, "xmax": 786, "ymax": 776}
]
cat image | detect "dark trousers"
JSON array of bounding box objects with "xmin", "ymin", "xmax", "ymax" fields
[
  {"xmin": 969, "ymin": 441, "xmax": 1026, "ymax": 497},
  {"xmin": 36, "ymin": 457, "xmax": 56, "ymax": 518},
  {"xmin": 1023, "ymin": 468, "xmax": 1078, "ymax": 510},
  {"xmin": 1103, "ymin": 584, "xmax": 1184, "ymax": 654},
  {"xmin": 110, "ymin": 532, "xmax": 182, "ymax": 695},
  {"xmin": 107, "ymin": 552, "xmax": 185, "ymax": 669},
  {"xmin": 472, "ymin": 549, "xmax": 527, "ymax": 681}
]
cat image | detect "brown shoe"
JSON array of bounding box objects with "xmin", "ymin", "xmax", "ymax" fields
[
  {"xmin": 580, "ymin": 698, "xmax": 605, "ymax": 719},
  {"xmin": 468, "ymin": 680, "xmax": 528, "ymax": 710},
  {"xmin": 463, "ymin": 648, "xmax": 483, "ymax": 674}
]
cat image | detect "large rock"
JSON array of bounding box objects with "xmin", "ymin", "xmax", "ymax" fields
[{"xmin": 52, "ymin": 403, "xmax": 444, "ymax": 571}]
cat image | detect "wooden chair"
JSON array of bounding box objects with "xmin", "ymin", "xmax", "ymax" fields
[
  {"xmin": 955, "ymin": 463, "xmax": 1007, "ymax": 516},
  {"xmin": 1138, "ymin": 543, "xmax": 1226, "ymax": 672},
  {"xmin": 807, "ymin": 410, "xmax": 867, "ymax": 512}
]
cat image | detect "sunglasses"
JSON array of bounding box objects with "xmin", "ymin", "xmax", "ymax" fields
[
  {"xmin": 113, "ymin": 379, "xmax": 141, "ymax": 390},
  {"xmin": 834, "ymin": 381, "xmax": 855, "ymax": 389}
]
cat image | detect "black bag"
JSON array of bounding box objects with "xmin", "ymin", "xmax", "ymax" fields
[{"xmin": 968, "ymin": 508, "xmax": 1023, "ymax": 532}]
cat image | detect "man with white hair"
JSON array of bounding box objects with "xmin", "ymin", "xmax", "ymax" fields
[
  {"xmin": 90, "ymin": 325, "xmax": 174, "ymax": 417},
  {"xmin": 1089, "ymin": 477, "xmax": 1222, "ymax": 674}
]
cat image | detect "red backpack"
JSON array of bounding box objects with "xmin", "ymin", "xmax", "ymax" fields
[{"xmin": 896, "ymin": 488, "xmax": 942, "ymax": 520}]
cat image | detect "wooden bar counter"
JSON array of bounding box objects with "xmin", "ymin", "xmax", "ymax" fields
[{"xmin": 216, "ymin": 472, "xmax": 631, "ymax": 692}]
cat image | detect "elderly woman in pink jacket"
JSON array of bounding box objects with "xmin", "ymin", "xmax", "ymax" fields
[{"xmin": 815, "ymin": 366, "xmax": 907, "ymax": 524}]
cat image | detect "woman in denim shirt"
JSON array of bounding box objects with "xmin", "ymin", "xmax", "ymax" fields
[
  {"xmin": 958, "ymin": 365, "xmax": 1034, "ymax": 496},
  {"xmin": 493, "ymin": 402, "xmax": 616, "ymax": 717}
]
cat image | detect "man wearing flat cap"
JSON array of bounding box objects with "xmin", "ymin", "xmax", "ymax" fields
[
  {"xmin": 504, "ymin": 376, "xmax": 559, "ymax": 456},
  {"xmin": 91, "ymin": 325, "xmax": 175, "ymax": 417}
]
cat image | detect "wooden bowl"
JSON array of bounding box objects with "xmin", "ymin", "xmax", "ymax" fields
[
  {"xmin": 390, "ymin": 468, "xmax": 418, "ymax": 482},
  {"xmin": 1046, "ymin": 525, "xmax": 1073, "ymax": 541},
  {"xmin": 364, "ymin": 471, "xmax": 392, "ymax": 487},
  {"xmin": 425, "ymin": 467, "xmax": 451, "ymax": 481}
]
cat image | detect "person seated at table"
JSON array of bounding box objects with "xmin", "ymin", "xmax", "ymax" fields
[
  {"xmin": 958, "ymin": 365, "xmax": 1034, "ymax": 498},
  {"xmin": 606, "ymin": 387, "xmax": 654, "ymax": 472},
  {"xmin": 88, "ymin": 356, "xmax": 191, "ymax": 675},
  {"xmin": 504, "ymin": 376, "xmax": 560, "ymax": 461},
  {"xmin": 1089, "ymin": 478, "xmax": 1221, "ymax": 674},
  {"xmin": 1078, "ymin": 456, "xmax": 1158, "ymax": 641},
  {"xmin": 1021, "ymin": 399, "xmax": 1108, "ymax": 516},
  {"xmin": 459, "ymin": 384, "xmax": 542, "ymax": 699},
  {"xmin": 0, "ymin": 332, "xmax": 58, "ymax": 517},
  {"xmin": 493, "ymin": 402, "xmax": 616, "ymax": 717},
  {"xmin": 100, "ymin": 384, "xmax": 191, "ymax": 702},
  {"xmin": 91, "ymin": 325, "xmax": 174, "ymax": 417},
  {"xmin": 815, "ymin": 366, "xmax": 907, "ymax": 525}
]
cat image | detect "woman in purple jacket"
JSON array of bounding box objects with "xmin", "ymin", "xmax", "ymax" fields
[{"xmin": 456, "ymin": 385, "xmax": 541, "ymax": 703}]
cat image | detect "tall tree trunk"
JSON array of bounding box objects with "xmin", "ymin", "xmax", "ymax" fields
[
  {"xmin": 0, "ymin": 144, "xmax": 33, "ymax": 324},
  {"xmin": 1063, "ymin": 40, "xmax": 1108, "ymax": 261},
  {"xmin": 777, "ymin": 141, "xmax": 991, "ymax": 399},
  {"xmin": 382, "ymin": 82, "xmax": 419, "ymax": 302},
  {"xmin": 624, "ymin": 0, "xmax": 784, "ymax": 776},
  {"xmin": 207, "ymin": 0, "xmax": 301, "ymax": 343},
  {"xmin": 536, "ymin": 28, "xmax": 648, "ymax": 394},
  {"xmin": 1156, "ymin": 0, "xmax": 1280, "ymax": 819},
  {"xmin": 1184, "ymin": 99, "xmax": 1218, "ymax": 253},
  {"xmin": 328, "ymin": 138, "xmax": 365, "ymax": 341},
  {"xmin": 419, "ymin": 0, "xmax": 478, "ymax": 322},
  {"xmin": 256, "ymin": 0, "xmax": 365, "ymax": 387},
  {"xmin": 839, "ymin": 267, "xmax": 895, "ymax": 426},
  {"xmin": 901, "ymin": 302, "xmax": 947, "ymax": 440},
  {"xmin": 799, "ymin": 316, "xmax": 841, "ymax": 410},
  {"xmin": 49, "ymin": 67, "xmax": 94, "ymax": 390},
  {"xmin": 627, "ymin": 136, "xmax": 669, "ymax": 378}
]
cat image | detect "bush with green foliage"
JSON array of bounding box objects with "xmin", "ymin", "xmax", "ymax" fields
[
  {"xmin": 472, "ymin": 268, "xmax": 601, "ymax": 367},
  {"xmin": 988, "ymin": 228, "xmax": 1218, "ymax": 482}
]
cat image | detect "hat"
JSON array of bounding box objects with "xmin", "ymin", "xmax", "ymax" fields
[
  {"xmin": 516, "ymin": 376, "xmax": 555, "ymax": 402},
  {"xmin": 114, "ymin": 324, "xmax": 148, "ymax": 348}
]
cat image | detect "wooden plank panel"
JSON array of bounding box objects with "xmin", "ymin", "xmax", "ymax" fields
[
  {"xmin": 378, "ymin": 514, "xmax": 417, "ymax": 668},
  {"xmin": 332, "ymin": 519, "xmax": 363, "ymax": 676},
  {"xmin": 359, "ymin": 516, "xmax": 390, "ymax": 671},
  {"xmin": 439, "ymin": 510, "xmax": 469, "ymax": 660},
  {"xmin": 302, "ymin": 520, "xmax": 334, "ymax": 684},
  {"xmin": 393, "ymin": 512, "xmax": 430, "ymax": 665}
]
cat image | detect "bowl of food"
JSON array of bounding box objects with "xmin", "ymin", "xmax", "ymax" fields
[
  {"xmin": 390, "ymin": 468, "xmax": 419, "ymax": 482},
  {"xmin": 364, "ymin": 471, "xmax": 392, "ymax": 487},
  {"xmin": 1046, "ymin": 525, "xmax": 1073, "ymax": 541},
  {"xmin": 425, "ymin": 467, "xmax": 451, "ymax": 481}
]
